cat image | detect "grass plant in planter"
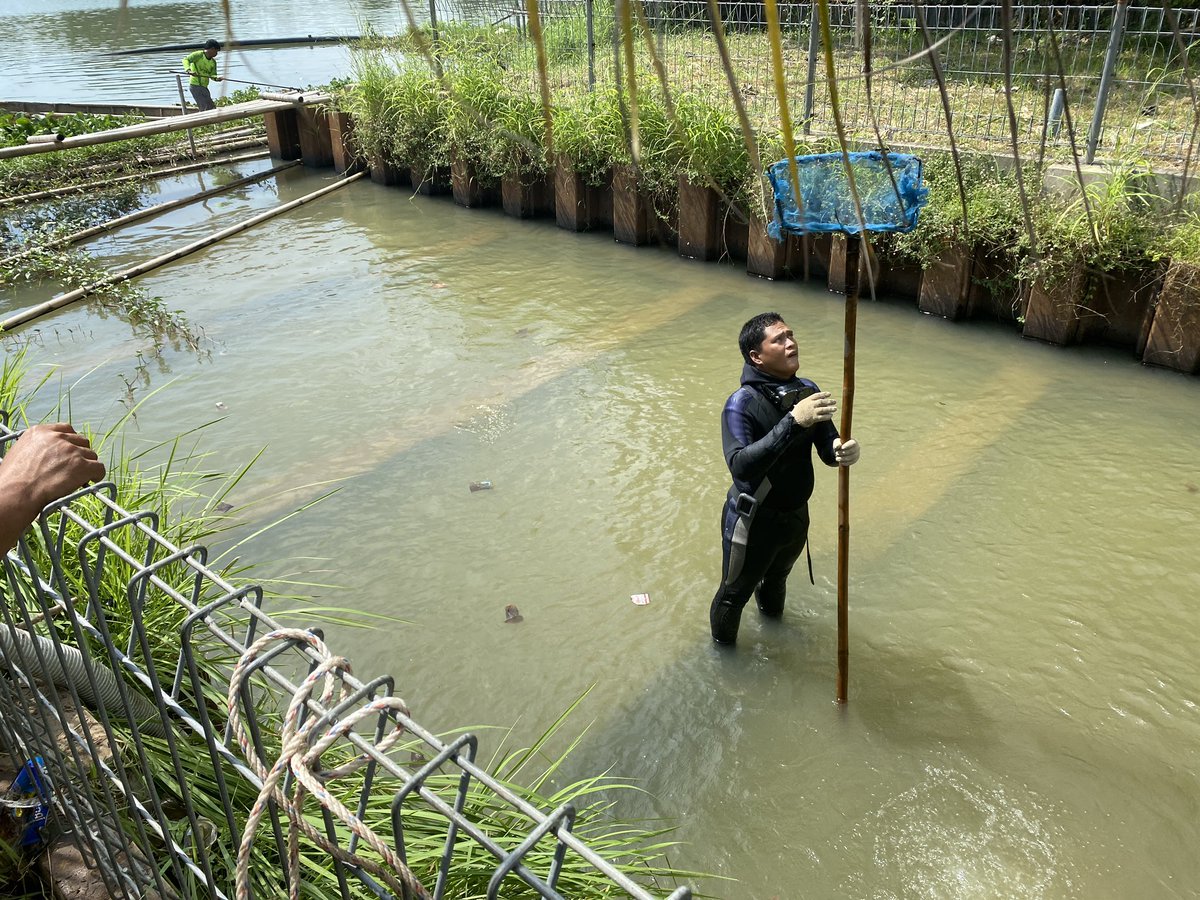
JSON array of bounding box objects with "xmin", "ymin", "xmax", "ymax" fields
[
  {"xmin": 347, "ymin": 51, "xmax": 407, "ymax": 186},
  {"xmin": 893, "ymin": 153, "xmax": 1027, "ymax": 320},
  {"xmin": 493, "ymin": 91, "xmax": 554, "ymax": 219},
  {"xmin": 1023, "ymin": 162, "xmax": 1160, "ymax": 348},
  {"xmin": 552, "ymin": 88, "xmax": 624, "ymax": 231},
  {"xmin": 445, "ymin": 56, "xmax": 507, "ymax": 208},
  {"xmin": 608, "ymin": 90, "xmax": 680, "ymax": 246},
  {"xmin": 1143, "ymin": 208, "xmax": 1200, "ymax": 373},
  {"xmin": 673, "ymin": 93, "xmax": 750, "ymax": 262}
]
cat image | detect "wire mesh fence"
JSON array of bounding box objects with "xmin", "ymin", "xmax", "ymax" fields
[
  {"xmin": 424, "ymin": 0, "xmax": 1200, "ymax": 166},
  {"xmin": 0, "ymin": 418, "xmax": 692, "ymax": 900}
]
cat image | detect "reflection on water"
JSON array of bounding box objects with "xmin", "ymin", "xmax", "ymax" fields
[
  {"xmin": 0, "ymin": 0, "xmax": 501, "ymax": 104},
  {"xmin": 4, "ymin": 162, "xmax": 1200, "ymax": 898}
]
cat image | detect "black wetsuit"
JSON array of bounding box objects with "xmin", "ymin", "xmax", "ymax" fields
[{"xmin": 710, "ymin": 362, "xmax": 839, "ymax": 644}]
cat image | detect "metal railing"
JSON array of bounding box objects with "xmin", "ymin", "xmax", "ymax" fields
[
  {"xmin": 0, "ymin": 418, "xmax": 691, "ymax": 900},
  {"xmin": 458, "ymin": 0, "xmax": 1200, "ymax": 165}
]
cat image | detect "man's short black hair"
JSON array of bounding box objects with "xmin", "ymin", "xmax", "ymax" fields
[
  {"xmin": 204, "ymin": 39, "xmax": 221, "ymax": 50},
  {"xmin": 739, "ymin": 312, "xmax": 785, "ymax": 365}
]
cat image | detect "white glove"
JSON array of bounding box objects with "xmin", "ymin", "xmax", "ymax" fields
[
  {"xmin": 833, "ymin": 437, "xmax": 860, "ymax": 466},
  {"xmin": 791, "ymin": 391, "xmax": 837, "ymax": 428}
]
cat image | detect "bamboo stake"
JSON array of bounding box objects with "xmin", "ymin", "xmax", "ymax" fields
[
  {"xmin": 0, "ymin": 150, "xmax": 270, "ymax": 207},
  {"xmin": 0, "ymin": 172, "xmax": 365, "ymax": 333},
  {"xmin": 1, "ymin": 161, "xmax": 300, "ymax": 266},
  {"xmin": 0, "ymin": 97, "xmax": 327, "ymax": 160},
  {"xmin": 837, "ymin": 236, "xmax": 861, "ymax": 706},
  {"xmin": 814, "ymin": 0, "xmax": 869, "ymax": 705}
]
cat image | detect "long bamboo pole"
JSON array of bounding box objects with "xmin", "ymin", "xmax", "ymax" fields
[
  {"xmin": 837, "ymin": 235, "xmax": 862, "ymax": 705},
  {"xmin": 43, "ymin": 127, "xmax": 262, "ymax": 181},
  {"xmin": 1, "ymin": 161, "xmax": 299, "ymax": 266},
  {"xmin": 0, "ymin": 96, "xmax": 326, "ymax": 161},
  {"xmin": 0, "ymin": 172, "xmax": 365, "ymax": 333},
  {"xmin": 0, "ymin": 150, "xmax": 270, "ymax": 207}
]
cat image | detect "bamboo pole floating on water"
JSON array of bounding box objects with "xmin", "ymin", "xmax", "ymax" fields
[
  {"xmin": 0, "ymin": 150, "xmax": 270, "ymax": 207},
  {"xmin": 0, "ymin": 161, "xmax": 300, "ymax": 266},
  {"xmin": 0, "ymin": 172, "xmax": 366, "ymax": 333},
  {"xmin": 0, "ymin": 97, "xmax": 328, "ymax": 160}
]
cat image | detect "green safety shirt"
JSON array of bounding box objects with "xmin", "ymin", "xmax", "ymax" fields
[{"xmin": 183, "ymin": 50, "xmax": 217, "ymax": 87}]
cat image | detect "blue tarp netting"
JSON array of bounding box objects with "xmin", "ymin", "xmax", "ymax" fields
[{"xmin": 767, "ymin": 150, "xmax": 928, "ymax": 238}]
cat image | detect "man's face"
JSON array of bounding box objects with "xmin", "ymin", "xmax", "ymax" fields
[
  {"xmin": 750, "ymin": 320, "xmax": 798, "ymax": 379},
  {"xmin": 205, "ymin": 48, "xmax": 219, "ymax": 59}
]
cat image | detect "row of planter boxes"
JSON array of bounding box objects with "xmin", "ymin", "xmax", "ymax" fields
[{"xmin": 269, "ymin": 106, "xmax": 1200, "ymax": 377}]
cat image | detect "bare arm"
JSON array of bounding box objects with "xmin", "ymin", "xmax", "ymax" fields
[{"xmin": 0, "ymin": 424, "xmax": 106, "ymax": 554}]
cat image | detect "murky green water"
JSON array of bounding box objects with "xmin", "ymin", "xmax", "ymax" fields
[{"xmin": 4, "ymin": 162, "xmax": 1199, "ymax": 898}]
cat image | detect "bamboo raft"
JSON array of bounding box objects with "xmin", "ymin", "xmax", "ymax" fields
[{"xmin": 0, "ymin": 95, "xmax": 329, "ymax": 161}]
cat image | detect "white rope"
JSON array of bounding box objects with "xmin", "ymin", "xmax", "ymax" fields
[{"xmin": 227, "ymin": 628, "xmax": 432, "ymax": 900}]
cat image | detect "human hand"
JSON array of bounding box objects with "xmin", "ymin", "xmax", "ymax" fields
[
  {"xmin": 791, "ymin": 391, "xmax": 837, "ymax": 428},
  {"xmin": 833, "ymin": 437, "xmax": 860, "ymax": 466},
  {"xmin": 1, "ymin": 424, "xmax": 106, "ymax": 513}
]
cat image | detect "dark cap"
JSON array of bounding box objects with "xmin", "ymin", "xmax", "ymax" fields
[{"xmin": 204, "ymin": 39, "xmax": 221, "ymax": 50}]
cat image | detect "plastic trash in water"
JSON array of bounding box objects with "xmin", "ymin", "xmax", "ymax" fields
[
  {"xmin": 630, "ymin": 593, "xmax": 651, "ymax": 606},
  {"xmin": 469, "ymin": 481, "xmax": 493, "ymax": 492},
  {"xmin": 504, "ymin": 604, "xmax": 523, "ymax": 623}
]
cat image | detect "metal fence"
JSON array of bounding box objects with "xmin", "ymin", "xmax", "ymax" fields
[
  {"xmin": 443, "ymin": 0, "xmax": 1200, "ymax": 165},
  {"xmin": 0, "ymin": 418, "xmax": 691, "ymax": 900}
]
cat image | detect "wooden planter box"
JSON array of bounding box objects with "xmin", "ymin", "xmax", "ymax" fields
[
  {"xmin": 722, "ymin": 212, "xmax": 749, "ymax": 264},
  {"xmin": 1076, "ymin": 265, "xmax": 1163, "ymax": 353},
  {"xmin": 612, "ymin": 164, "xmax": 652, "ymax": 245},
  {"xmin": 878, "ymin": 258, "xmax": 923, "ymax": 301},
  {"xmin": 967, "ymin": 249, "xmax": 1019, "ymax": 323},
  {"xmin": 747, "ymin": 216, "xmax": 788, "ymax": 279},
  {"xmin": 1143, "ymin": 260, "xmax": 1200, "ymax": 373},
  {"xmin": 368, "ymin": 151, "xmax": 408, "ymax": 187},
  {"xmin": 451, "ymin": 156, "xmax": 496, "ymax": 208},
  {"xmin": 501, "ymin": 171, "xmax": 553, "ymax": 219},
  {"xmin": 297, "ymin": 106, "xmax": 334, "ymax": 168},
  {"xmin": 554, "ymin": 157, "xmax": 609, "ymax": 232},
  {"xmin": 828, "ymin": 234, "xmax": 881, "ymax": 294},
  {"xmin": 329, "ymin": 111, "xmax": 364, "ymax": 175},
  {"xmin": 411, "ymin": 165, "xmax": 452, "ymax": 196},
  {"xmin": 264, "ymin": 108, "xmax": 301, "ymax": 161},
  {"xmin": 677, "ymin": 174, "xmax": 720, "ymax": 261},
  {"xmin": 1022, "ymin": 264, "xmax": 1087, "ymax": 345},
  {"xmin": 918, "ymin": 246, "xmax": 974, "ymax": 319}
]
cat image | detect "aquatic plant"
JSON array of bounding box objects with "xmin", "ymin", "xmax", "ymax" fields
[
  {"xmin": 553, "ymin": 88, "xmax": 626, "ymax": 186},
  {"xmin": 1025, "ymin": 157, "xmax": 1162, "ymax": 291},
  {"xmin": 891, "ymin": 153, "xmax": 1025, "ymax": 268},
  {"xmin": 0, "ymin": 245, "xmax": 200, "ymax": 353}
]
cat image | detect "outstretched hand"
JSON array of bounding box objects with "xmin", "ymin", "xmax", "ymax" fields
[
  {"xmin": 0, "ymin": 424, "xmax": 106, "ymax": 553},
  {"xmin": 791, "ymin": 391, "xmax": 837, "ymax": 428},
  {"xmin": 833, "ymin": 437, "xmax": 860, "ymax": 467}
]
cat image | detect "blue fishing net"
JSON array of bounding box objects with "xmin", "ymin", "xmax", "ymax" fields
[{"xmin": 767, "ymin": 150, "xmax": 927, "ymax": 238}]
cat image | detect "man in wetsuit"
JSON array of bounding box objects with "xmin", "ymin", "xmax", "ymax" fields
[
  {"xmin": 182, "ymin": 39, "xmax": 223, "ymax": 111},
  {"xmin": 709, "ymin": 312, "xmax": 860, "ymax": 645}
]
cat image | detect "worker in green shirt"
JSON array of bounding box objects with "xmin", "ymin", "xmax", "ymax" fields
[{"xmin": 182, "ymin": 39, "xmax": 223, "ymax": 111}]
